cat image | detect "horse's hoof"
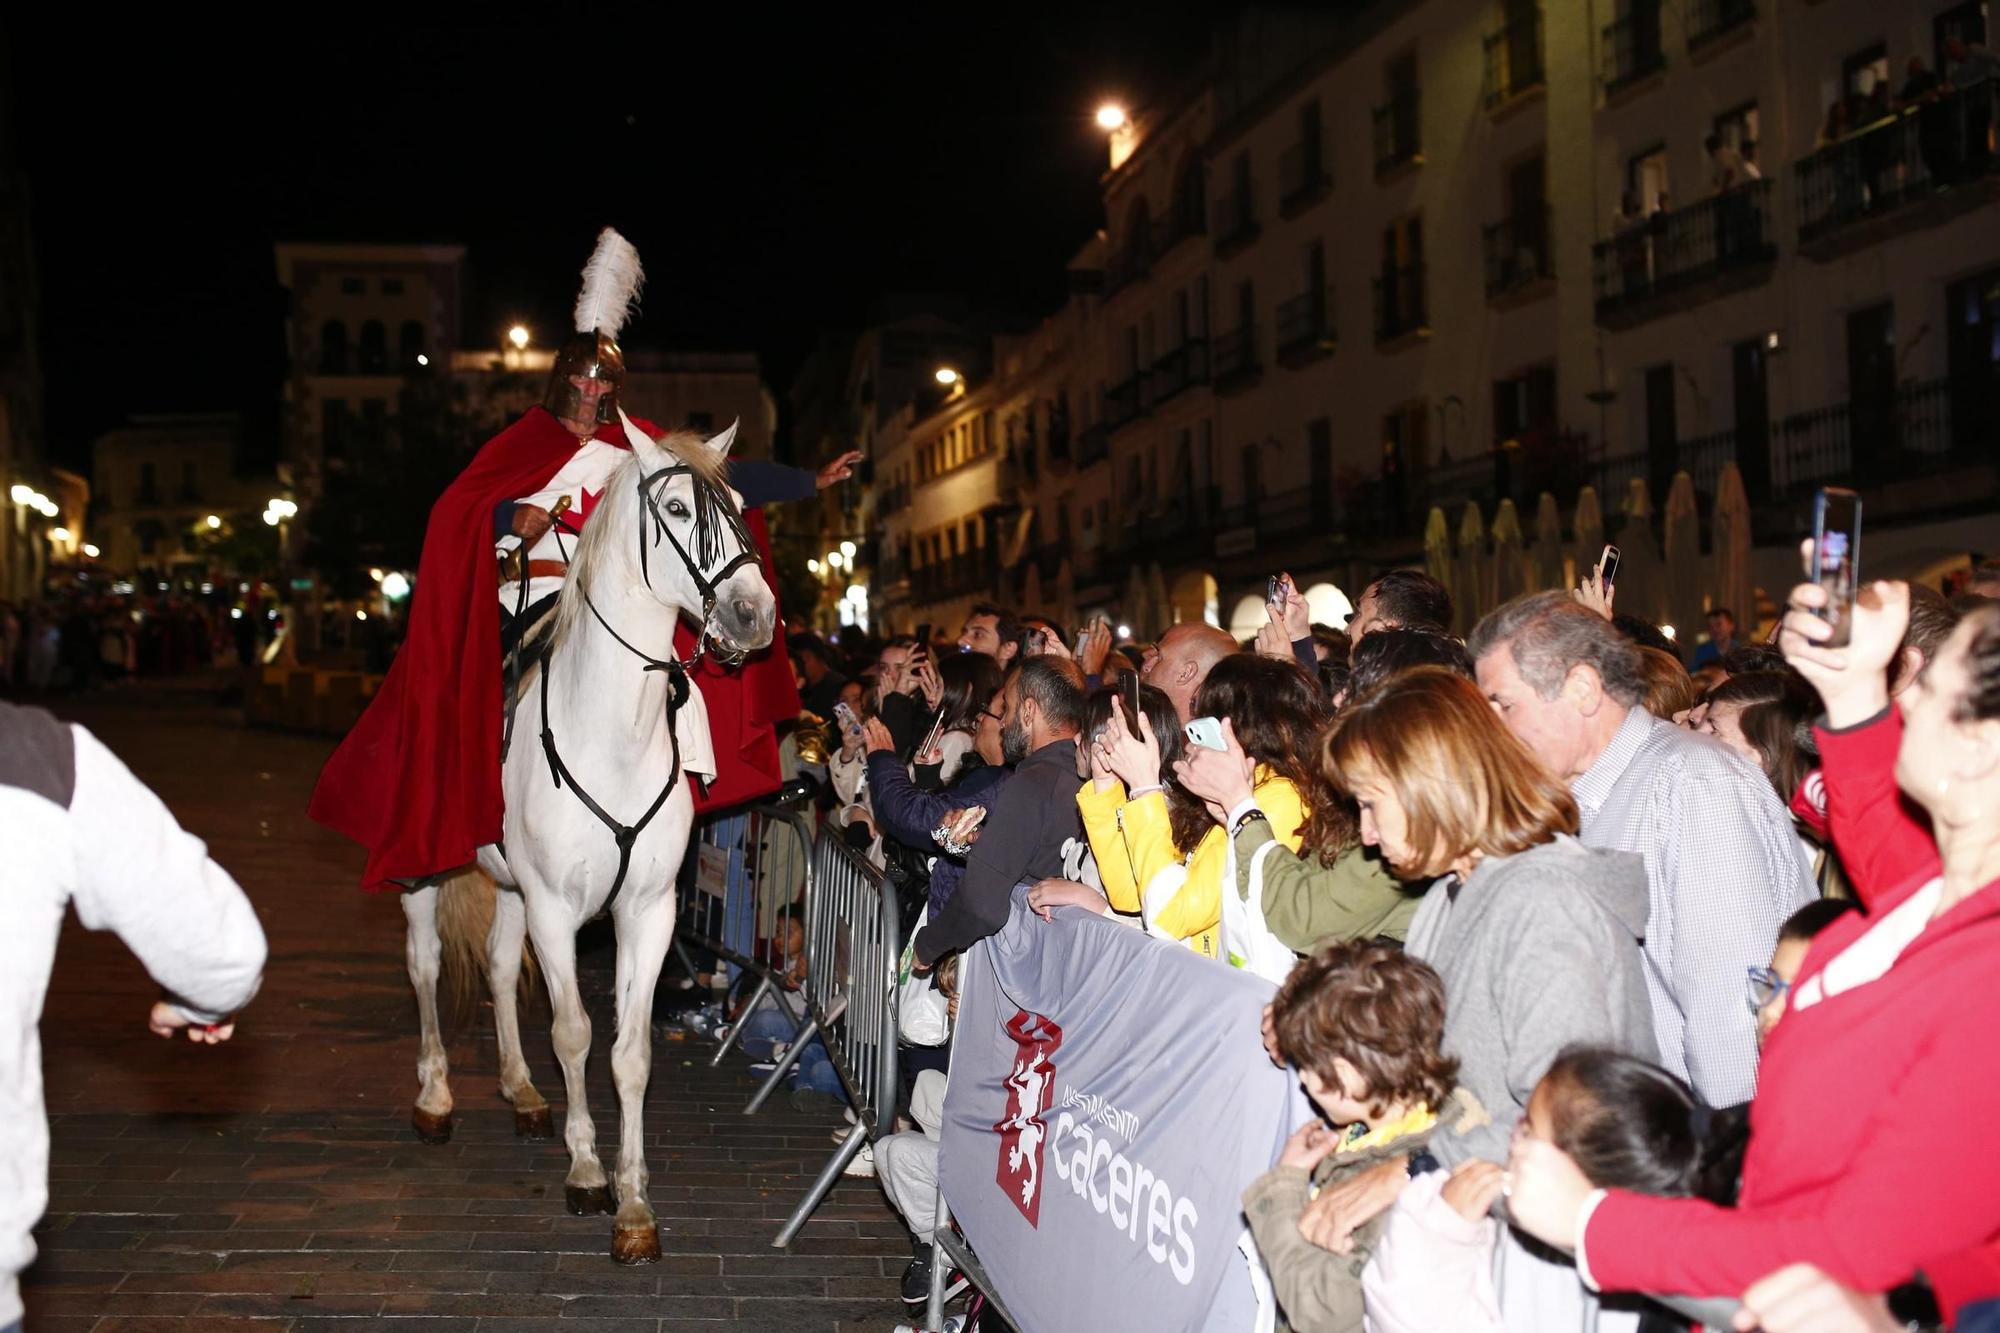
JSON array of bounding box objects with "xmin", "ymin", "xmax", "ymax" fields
[
  {"xmin": 565, "ymin": 1185, "xmax": 616, "ymax": 1216},
  {"xmin": 611, "ymin": 1223, "xmax": 661, "ymax": 1265},
  {"xmin": 513, "ymin": 1106, "xmax": 554, "ymax": 1140},
  {"xmin": 410, "ymin": 1108, "xmax": 453, "ymax": 1145}
]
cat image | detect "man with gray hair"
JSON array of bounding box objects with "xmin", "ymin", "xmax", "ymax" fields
[{"xmin": 1470, "ymin": 591, "xmax": 1812, "ymax": 1107}]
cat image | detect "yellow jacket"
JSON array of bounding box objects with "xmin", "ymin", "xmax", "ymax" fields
[{"xmin": 1077, "ymin": 770, "xmax": 1309, "ymax": 958}]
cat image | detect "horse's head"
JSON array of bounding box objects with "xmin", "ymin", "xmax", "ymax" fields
[{"xmin": 557, "ymin": 412, "xmax": 775, "ymax": 663}]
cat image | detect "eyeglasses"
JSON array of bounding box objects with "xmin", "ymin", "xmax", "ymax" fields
[
  {"xmin": 1746, "ymin": 965, "xmax": 1791, "ymax": 1012},
  {"xmin": 981, "ymin": 705, "xmax": 1005, "ymax": 722}
]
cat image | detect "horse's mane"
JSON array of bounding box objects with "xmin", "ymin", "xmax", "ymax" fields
[{"xmin": 545, "ymin": 430, "xmax": 728, "ymax": 657}]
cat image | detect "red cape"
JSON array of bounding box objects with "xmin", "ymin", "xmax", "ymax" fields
[{"xmin": 309, "ymin": 407, "xmax": 798, "ymax": 891}]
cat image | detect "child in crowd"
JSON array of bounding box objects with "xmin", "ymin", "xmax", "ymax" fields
[
  {"xmin": 1242, "ymin": 941, "xmax": 1485, "ymax": 1333},
  {"xmin": 1364, "ymin": 1046, "xmax": 1730, "ymax": 1333},
  {"xmin": 1749, "ymin": 896, "xmax": 1859, "ymax": 1047}
]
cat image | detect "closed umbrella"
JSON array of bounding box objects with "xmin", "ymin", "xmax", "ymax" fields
[
  {"xmin": 1532, "ymin": 491, "xmax": 1565, "ymax": 592},
  {"xmin": 1615, "ymin": 477, "xmax": 1665, "ymax": 626},
  {"xmin": 1122, "ymin": 563, "xmax": 1147, "ymax": 639},
  {"xmin": 1491, "ymin": 498, "xmax": 1527, "ymax": 607},
  {"xmin": 1573, "ymin": 486, "xmax": 1605, "ymax": 596},
  {"xmin": 1713, "ymin": 463, "xmax": 1757, "ymax": 635},
  {"xmin": 1424, "ymin": 506, "xmax": 1453, "ymax": 609},
  {"xmin": 1455, "ymin": 500, "xmax": 1489, "ymax": 634},
  {"xmin": 1147, "ymin": 563, "xmax": 1173, "ymax": 634},
  {"xmin": 1663, "ymin": 471, "xmax": 1704, "ymax": 648}
]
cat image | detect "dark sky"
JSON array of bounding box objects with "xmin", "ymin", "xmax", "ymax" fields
[{"xmin": 8, "ymin": 9, "xmax": 1222, "ymax": 468}]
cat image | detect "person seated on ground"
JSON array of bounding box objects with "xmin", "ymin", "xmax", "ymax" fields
[
  {"xmin": 877, "ymin": 956, "xmax": 959, "ymax": 1307},
  {"xmin": 1337, "ymin": 627, "xmax": 1473, "ymax": 711},
  {"xmin": 1244, "ymin": 941, "xmax": 1482, "ymax": 1333},
  {"xmin": 1173, "ymin": 680, "xmax": 1417, "ymax": 963},
  {"xmin": 1505, "ymin": 580, "xmax": 2000, "ymax": 1322},
  {"xmin": 1086, "ymin": 655, "xmax": 1317, "ymax": 961},
  {"xmin": 730, "ymin": 906, "xmax": 844, "ymax": 1107},
  {"xmin": 1372, "ymin": 1046, "xmax": 1736, "ymax": 1333}
]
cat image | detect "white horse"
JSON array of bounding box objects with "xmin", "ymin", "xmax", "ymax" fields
[{"xmin": 401, "ymin": 413, "xmax": 775, "ymax": 1264}]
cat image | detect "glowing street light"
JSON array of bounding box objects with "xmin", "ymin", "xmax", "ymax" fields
[
  {"xmin": 840, "ymin": 540, "xmax": 857, "ymax": 558},
  {"xmin": 381, "ymin": 571, "xmax": 412, "ymax": 600},
  {"xmin": 82, "ymin": 543, "xmax": 100, "ymax": 558},
  {"xmin": 508, "ymin": 325, "xmax": 531, "ymax": 350},
  {"xmin": 934, "ymin": 367, "xmax": 960, "ymax": 386},
  {"xmin": 264, "ymin": 511, "xmax": 281, "ymax": 526},
  {"xmin": 8, "ymin": 484, "xmax": 28, "ymax": 504},
  {"xmin": 416, "ymin": 353, "xmax": 430, "ymax": 367},
  {"xmin": 827, "ymin": 551, "xmax": 845, "ymax": 570},
  {"xmin": 807, "ymin": 558, "xmax": 821, "ymax": 574},
  {"xmin": 50, "ymin": 526, "xmax": 71, "ymax": 543},
  {"xmin": 205, "ymin": 514, "xmax": 222, "ymax": 529},
  {"xmin": 1095, "ymin": 103, "xmax": 1129, "ymax": 131}
]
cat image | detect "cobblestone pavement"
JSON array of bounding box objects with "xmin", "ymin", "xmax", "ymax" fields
[{"xmin": 22, "ymin": 679, "xmax": 913, "ymax": 1332}]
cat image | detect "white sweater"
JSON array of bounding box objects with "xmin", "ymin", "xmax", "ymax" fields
[{"xmin": 0, "ymin": 703, "xmax": 268, "ymax": 1326}]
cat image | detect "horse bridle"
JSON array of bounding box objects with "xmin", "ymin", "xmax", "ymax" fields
[{"xmin": 529, "ymin": 451, "xmax": 763, "ymax": 911}]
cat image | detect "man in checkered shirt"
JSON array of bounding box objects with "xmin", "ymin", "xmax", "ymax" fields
[{"xmin": 1471, "ymin": 592, "xmax": 1814, "ymax": 1108}]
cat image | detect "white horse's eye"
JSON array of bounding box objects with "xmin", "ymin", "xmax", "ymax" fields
[{"xmin": 666, "ymin": 499, "xmax": 690, "ymax": 519}]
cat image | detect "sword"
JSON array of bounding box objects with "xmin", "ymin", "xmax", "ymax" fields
[{"xmin": 499, "ymin": 493, "xmax": 572, "ymax": 585}]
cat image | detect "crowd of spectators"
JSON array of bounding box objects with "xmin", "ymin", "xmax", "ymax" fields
[
  {"xmin": 715, "ymin": 545, "xmax": 2000, "ymax": 1332},
  {"xmin": 0, "ymin": 592, "xmax": 249, "ymax": 696}
]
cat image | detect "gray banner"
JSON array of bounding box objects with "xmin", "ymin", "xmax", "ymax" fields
[{"xmin": 939, "ymin": 887, "xmax": 1307, "ymax": 1333}]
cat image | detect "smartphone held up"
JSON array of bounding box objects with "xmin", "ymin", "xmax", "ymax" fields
[{"xmin": 1810, "ymin": 487, "xmax": 1862, "ymax": 649}]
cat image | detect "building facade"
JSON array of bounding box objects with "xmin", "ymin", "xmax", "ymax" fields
[
  {"xmin": 844, "ymin": 0, "xmax": 1999, "ymax": 642},
  {"xmin": 90, "ymin": 414, "xmax": 274, "ymax": 575}
]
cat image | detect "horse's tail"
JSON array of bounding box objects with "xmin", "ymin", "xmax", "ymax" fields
[{"xmin": 435, "ymin": 866, "xmax": 538, "ymax": 1020}]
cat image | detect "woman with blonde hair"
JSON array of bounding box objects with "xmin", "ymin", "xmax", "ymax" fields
[{"xmin": 1301, "ymin": 667, "xmax": 1658, "ymax": 1330}]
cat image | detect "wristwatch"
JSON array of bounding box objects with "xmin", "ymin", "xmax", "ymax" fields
[{"xmin": 1406, "ymin": 1151, "xmax": 1441, "ymax": 1178}]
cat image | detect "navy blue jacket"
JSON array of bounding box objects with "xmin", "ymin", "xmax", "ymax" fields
[{"xmin": 866, "ymin": 751, "xmax": 1010, "ymax": 917}]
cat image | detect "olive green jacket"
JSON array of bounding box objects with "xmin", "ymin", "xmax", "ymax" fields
[{"xmin": 1231, "ymin": 814, "xmax": 1421, "ymax": 953}]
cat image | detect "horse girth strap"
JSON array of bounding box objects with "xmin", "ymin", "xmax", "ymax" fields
[{"xmin": 536, "ymin": 654, "xmax": 684, "ymax": 911}]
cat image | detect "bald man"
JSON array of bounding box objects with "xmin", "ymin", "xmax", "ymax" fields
[{"xmin": 1140, "ymin": 623, "xmax": 1239, "ymax": 721}]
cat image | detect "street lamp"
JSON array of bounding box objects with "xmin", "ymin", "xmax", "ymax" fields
[
  {"xmin": 840, "ymin": 540, "xmax": 857, "ymax": 558},
  {"xmin": 8, "ymin": 484, "xmax": 27, "ymax": 504},
  {"xmin": 807, "ymin": 558, "xmax": 821, "ymax": 574},
  {"xmin": 205, "ymin": 514, "xmax": 222, "ymax": 530},
  {"xmin": 82, "ymin": 543, "xmax": 100, "ymax": 558},
  {"xmin": 934, "ymin": 367, "xmax": 960, "ymax": 386},
  {"xmin": 51, "ymin": 526, "xmax": 71, "ymax": 543},
  {"xmin": 508, "ymin": 325, "xmax": 530, "ymax": 350},
  {"xmin": 1095, "ymin": 103, "xmax": 1128, "ymax": 131}
]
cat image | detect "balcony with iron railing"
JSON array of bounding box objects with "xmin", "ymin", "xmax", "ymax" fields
[
  {"xmin": 1795, "ymin": 88, "xmax": 2000, "ymax": 258},
  {"xmin": 1212, "ymin": 186, "xmax": 1259, "ymax": 256},
  {"xmin": 1105, "ymin": 243, "xmax": 1150, "ymax": 297},
  {"xmin": 1105, "ymin": 484, "xmax": 1225, "ymax": 559},
  {"xmin": 1601, "ymin": 8, "xmax": 1664, "ymax": 97},
  {"xmin": 1685, "ymin": 0, "xmax": 1754, "ymax": 55},
  {"xmin": 1482, "ymin": 11, "xmax": 1545, "ymax": 111},
  {"xmin": 1147, "ymin": 339, "xmax": 1210, "ymax": 406},
  {"xmin": 1372, "ymin": 263, "xmax": 1429, "ymax": 345},
  {"xmin": 1279, "ymin": 140, "xmax": 1332, "ymax": 217},
  {"xmin": 1371, "ymin": 96, "xmax": 1421, "ymax": 177},
  {"xmin": 1211, "ymin": 325, "xmax": 1260, "ymax": 392},
  {"xmin": 1150, "ymin": 197, "xmax": 1207, "ymax": 260},
  {"xmin": 1104, "ymin": 377, "xmax": 1143, "ymax": 431},
  {"xmin": 1077, "ymin": 422, "xmax": 1110, "ymax": 468},
  {"xmin": 1275, "ymin": 287, "xmax": 1337, "ymax": 366},
  {"xmin": 1483, "ymin": 206, "xmax": 1552, "ymax": 302},
  {"xmin": 1591, "ymin": 178, "xmax": 1774, "ymax": 328}
]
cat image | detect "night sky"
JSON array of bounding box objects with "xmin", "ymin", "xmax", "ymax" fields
[{"xmin": 8, "ymin": 9, "xmax": 1222, "ymax": 468}]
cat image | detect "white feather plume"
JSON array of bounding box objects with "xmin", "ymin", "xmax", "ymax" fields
[{"xmin": 572, "ymin": 228, "xmax": 644, "ymax": 338}]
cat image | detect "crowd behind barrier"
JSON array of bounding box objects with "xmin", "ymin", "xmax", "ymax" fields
[{"xmin": 697, "ymin": 540, "xmax": 2000, "ymax": 1333}]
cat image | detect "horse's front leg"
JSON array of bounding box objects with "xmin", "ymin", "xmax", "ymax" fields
[
  {"xmin": 401, "ymin": 883, "xmax": 454, "ymax": 1144},
  {"xmin": 606, "ymin": 881, "xmax": 678, "ymax": 1264},
  {"xmin": 524, "ymin": 892, "xmax": 613, "ymax": 1217}
]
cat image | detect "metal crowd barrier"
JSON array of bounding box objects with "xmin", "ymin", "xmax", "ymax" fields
[
  {"xmin": 678, "ymin": 803, "xmax": 813, "ymax": 1072},
  {"xmin": 754, "ymin": 827, "xmax": 903, "ymax": 1248}
]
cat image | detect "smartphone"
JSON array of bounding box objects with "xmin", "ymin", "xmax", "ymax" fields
[
  {"xmin": 1184, "ymin": 716, "xmax": 1226, "ymax": 751},
  {"xmin": 833, "ymin": 701, "xmax": 862, "ymax": 737},
  {"xmin": 1811, "ymin": 487, "xmax": 1862, "ymax": 649},
  {"xmin": 1122, "ymin": 668, "xmax": 1141, "ymax": 734},
  {"xmin": 912, "ymin": 623, "xmax": 932, "ymax": 657},
  {"xmin": 1599, "ymin": 544, "xmax": 1621, "ymax": 588},
  {"xmin": 1075, "ymin": 625, "xmax": 1091, "ymax": 656},
  {"xmin": 1028, "ymin": 626, "xmax": 1049, "ymax": 654},
  {"xmin": 1267, "ymin": 574, "xmax": 1287, "ymax": 606},
  {"xmin": 916, "ymin": 704, "xmax": 949, "ymax": 760}
]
